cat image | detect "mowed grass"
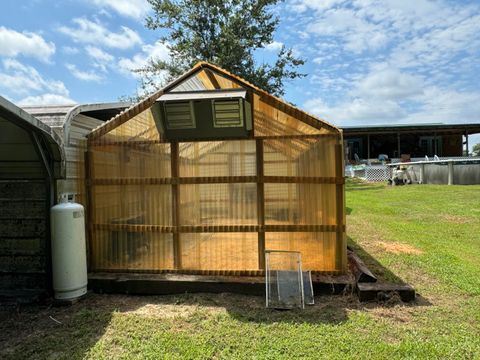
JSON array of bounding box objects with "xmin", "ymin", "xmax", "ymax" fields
[{"xmin": 1, "ymin": 181, "xmax": 479, "ymax": 359}]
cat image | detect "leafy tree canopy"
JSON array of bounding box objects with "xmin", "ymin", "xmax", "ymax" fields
[
  {"xmin": 135, "ymin": 0, "xmax": 305, "ymax": 97},
  {"xmin": 472, "ymin": 143, "xmax": 480, "ymax": 156}
]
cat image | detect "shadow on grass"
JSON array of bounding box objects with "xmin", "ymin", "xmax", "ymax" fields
[
  {"xmin": 0, "ymin": 291, "xmax": 353, "ymax": 360},
  {"xmin": 0, "ymin": 272, "xmax": 432, "ymax": 360}
]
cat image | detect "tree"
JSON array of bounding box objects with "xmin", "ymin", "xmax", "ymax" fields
[
  {"xmin": 473, "ymin": 143, "xmax": 480, "ymax": 156},
  {"xmin": 136, "ymin": 0, "xmax": 305, "ymax": 97}
]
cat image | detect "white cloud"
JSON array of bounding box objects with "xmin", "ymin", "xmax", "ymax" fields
[
  {"xmin": 409, "ymin": 87, "xmax": 480, "ymax": 123},
  {"xmin": 62, "ymin": 46, "xmax": 80, "ymax": 55},
  {"xmin": 88, "ymin": 0, "xmax": 150, "ymax": 20},
  {"xmin": 0, "ymin": 26, "xmax": 55, "ymax": 61},
  {"xmin": 0, "ymin": 59, "xmax": 73, "ymax": 105},
  {"xmin": 304, "ymin": 97, "xmax": 406, "ymax": 124},
  {"xmin": 117, "ymin": 41, "xmax": 170, "ymax": 78},
  {"xmin": 66, "ymin": 63, "xmax": 103, "ymax": 82},
  {"xmin": 265, "ymin": 41, "xmax": 283, "ymax": 51},
  {"xmin": 0, "ymin": 59, "xmax": 68, "ymax": 96},
  {"xmin": 354, "ymin": 67, "xmax": 424, "ymax": 101},
  {"xmin": 58, "ymin": 18, "xmax": 142, "ymax": 49},
  {"xmin": 285, "ymin": 0, "xmax": 480, "ymax": 126},
  {"xmin": 18, "ymin": 93, "xmax": 76, "ymax": 106},
  {"xmin": 85, "ymin": 46, "xmax": 114, "ymax": 63},
  {"xmin": 305, "ymin": 7, "xmax": 389, "ymax": 53},
  {"xmin": 85, "ymin": 46, "xmax": 114, "ymax": 72}
]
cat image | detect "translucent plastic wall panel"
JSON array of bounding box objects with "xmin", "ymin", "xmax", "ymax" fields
[
  {"xmin": 179, "ymin": 184, "xmax": 257, "ymax": 226},
  {"xmin": 264, "ymin": 141, "xmax": 298, "ymax": 177},
  {"xmin": 92, "ymin": 143, "xmax": 171, "ymax": 179},
  {"xmin": 91, "ymin": 230, "xmax": 173, "ymax": 271},
  {"xmin": 266, "ymin": 232, "xmax": 338, "ymax": 272},
  {"xmin": 263, "ymin": 138, "xmax": 337, "ymax": 177},
  {"xmin": 264, "ymin": 184, "xmax": 336, "ymax": 225},
  {"xmin": 180, "ymin": 232, "xmax": 258, "ymax": 271},
  {"xmin": 264, "ymin": 183, "xmax": 299, "ymax": 224},
  {"xmin": 179, "ymin": 140, "xmax": 256, "ymax": 177},
  {"xmin": 296, "ymin": 137, "xmax": 337, "ymax": 177},
  {"xmin": 93, "ymin": 185, "xmax": 172, "ymax": 226},
  {"xmin": 253, "ymin": 94, "xmax": 331, "ymax": 137},
  {"xmin": 97, "ymin": 108, "xmax": 161, "ymax": 144}
]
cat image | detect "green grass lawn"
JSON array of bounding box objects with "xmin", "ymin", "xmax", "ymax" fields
[{"xmin": 1, "ymin": 181, "xmax": 480, "ymax": 359}]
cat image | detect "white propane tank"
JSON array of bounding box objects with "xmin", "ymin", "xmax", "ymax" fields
[{"xmin": 50, "ymin": 194, "xmax": 87, "ymax": 300}]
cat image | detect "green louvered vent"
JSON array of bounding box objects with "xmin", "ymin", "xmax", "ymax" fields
[
  {"xmin": 164, "ymin": 101, "xmax": 196, "ymax": 129},
  {"xmin": 212, "ymin": 99, "xmax": 244, "ymax": 128}
]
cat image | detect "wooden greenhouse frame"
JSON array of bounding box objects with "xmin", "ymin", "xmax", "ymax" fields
[{"xmin": 85, "ymin": 62, "xmax": 346, "ymax": 276}]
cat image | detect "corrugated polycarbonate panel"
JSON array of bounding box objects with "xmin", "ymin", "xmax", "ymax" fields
[
  {"xmin": 264, "ymin": 138, "xmax": 337, "ymax": 177},
  {"xmin": 266, "ymin": 233, "xmax": 338, "ymax": 272},
  {"xmin": 253, "ymin": 94, "xmax": 332, "ymax": 137},
  {"xmin": 96, "ymin": 108, "xmax": 162, "ymax": 145},
  {"xmin": 92, "ymin": 185, "xmax": 172, "ymax": 226},
  {"xmin": 179, "ymin": 183, "xmax": 257, "ymax": 226},
  {"xmin": 179, "ymin": 140, "xmax": 256, "ymax": 177},
  {"xmin": 180, "ymin": 233, "xmax": 258, "ymax": 271},
  {"xmin": 264, "ymin": 183, "xmax": 336, "ymax": 226},
  {"xmin": 92, "ymin": 143, "xmax": 171, "ymax": 179},
  {"xmin": 91, "ymin": 231, "xmax": 173, "ymax": 271},
  {"xmin": 87, "ymin": 92, "xmax": 346, "ymax": 274}
]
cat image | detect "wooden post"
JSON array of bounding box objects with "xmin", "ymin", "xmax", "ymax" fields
[
  {"xmin": 367, "ymin": 134, "xmax": 370, "ymax": 161},
  {"xmin": 420, "ymin": 163, "xmax": 425, "ymax": 184},
  {"xmin": 465, "ymin": 130, "xmax": 469, "ymax": 156},
  {"xmin": 84, "ymin": 150, "xmax": 95, "ymax": 270},
  {"xmin": 171, "ymin": 141, "xmax": 181, "ymax": 269},
  {"xmin": 335, "ymin": 141, "xmax": 346, "ymax": 272},
  {"xmin": 397, "ymin": 132, "xmax": 401, "ymax": 158},
  {"xmin": 256, "ymin": 139, "xmax": 265, "ymax": 270}
]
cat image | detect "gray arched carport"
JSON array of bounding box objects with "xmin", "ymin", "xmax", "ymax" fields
[{"xmin": 0, "ymin": 96, "xmax": 65, "ymax": 303}]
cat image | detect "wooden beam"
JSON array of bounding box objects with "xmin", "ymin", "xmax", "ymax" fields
[
  {"xmin": 170, "ymin": 141, "xmax": 181, "ymax": 269},
  {"xmin": 347, "ymin": 249, "xmax": 377, "ymax": 283},
  {"xmin": 256, "ymin": 139, "xmax": 265, "ymax": 270},
  {"xmin": 205, "ymin": 69, "xmax": 221, "ymax": 89},
  {"xmin": 92, "ymin": 223, "xmax": 344, "ymax": 233},
  {"xmin": 335, "ymin": 143, "xmax": 346, "ymax": 272},
  {"xmin": 92, "ymin": 176, "xmax": 343, "ymax": 186}
]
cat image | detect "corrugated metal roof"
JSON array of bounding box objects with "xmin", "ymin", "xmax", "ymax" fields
[
  {"xmin": 23, "ymin": 105, "xmax": 76, "ymax": 128},
  {"xmin": 170, "ymin": 74, "xmax": 207, "ymax": 92},
  {"xmin": 0, "ymin": 96, "xmax": 66, "ymax": 179}
]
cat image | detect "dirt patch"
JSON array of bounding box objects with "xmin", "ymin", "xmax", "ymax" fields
[
  {"xmin": 378, "ymin": 241, "xmax": 423, "ymax": 255},
  {"xmin": 441, "ymin": 214, "xmax": 471, "ymax": 224}
]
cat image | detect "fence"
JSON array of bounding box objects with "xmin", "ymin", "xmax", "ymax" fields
[{"xmin": 347, "ymin": 157, "xmax": 480, "ymax": 184}]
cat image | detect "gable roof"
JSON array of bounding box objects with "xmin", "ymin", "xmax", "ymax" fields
[{"xmin": 87, "ymin": 62, "xmax": 340, "ymax": 142}]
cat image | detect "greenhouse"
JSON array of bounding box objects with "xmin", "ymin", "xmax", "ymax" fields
[{"xmin": 85, "ymin": 62, "xmax": 346, "ymax": 276}]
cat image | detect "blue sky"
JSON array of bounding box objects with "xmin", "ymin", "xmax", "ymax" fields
[{"xmin": 0, "ymin": 0, "xmax": 479, "ymax": 147}]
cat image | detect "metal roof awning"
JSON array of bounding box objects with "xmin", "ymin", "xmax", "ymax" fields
[
  {"xmin": 342, "ymin": 122, "xmax": 480, "ymax": 135},
  {"xmin": 158, "ymin": 89, "xmax": 247, "ymax": 102},
  {"xmin": 0, "ymin": 96, "xmax": 65, "ymax": 180}
]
